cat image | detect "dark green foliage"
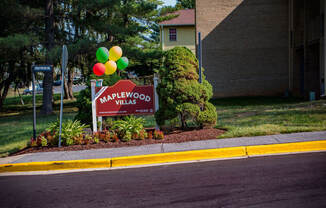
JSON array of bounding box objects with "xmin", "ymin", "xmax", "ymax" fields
[
  {"xmin": 155, "ymin": 47, "xmax": 217, "ymax": 129},
  {"xmin": 74, "ymin": 87, "xmax": 92, "ymax": 125},
  {"xmin": 176, "ymin": 0, "xmax": 195, "ymax": 9}
]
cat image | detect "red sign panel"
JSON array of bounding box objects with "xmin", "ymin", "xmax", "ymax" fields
[{"xmin": 95, "ymin": 80, "xmax": 154, "ymax": 116}]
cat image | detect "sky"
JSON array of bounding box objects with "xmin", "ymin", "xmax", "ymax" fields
[{"xmin": 162, "ymin": 0, "xmax": 176, "ymax": 6}]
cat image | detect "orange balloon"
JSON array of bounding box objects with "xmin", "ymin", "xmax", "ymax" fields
[
  {"xmin": 105, "ymin": 60, "xmax": 117, "ymax": 75},
  {"xmin": 109, "ymin": 46, "xmax": 122, "ymax": 61}
]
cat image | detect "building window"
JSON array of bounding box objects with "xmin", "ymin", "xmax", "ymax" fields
[{"xmin": 169, "ymin": 28, "xmax": 177, "ymax": 41}]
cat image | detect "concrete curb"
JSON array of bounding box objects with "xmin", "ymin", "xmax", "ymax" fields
[
  {"xmin": 112, "ymin": 147, "xmax": 246, "ymax": 167},
  {"xmin": 0, "ymin": 158, "xmax": 111, "ymax": 173},
  {"xmin": 247, "ymin": 140, "xmax": 326, "ymax": 156},
  {"xmin": 1, "ymin": 140, "xmax": 326, "ymax": 173}
]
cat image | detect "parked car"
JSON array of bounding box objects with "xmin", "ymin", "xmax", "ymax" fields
[
  {"xmin": 53, "ymin": 80, "xmax": 62, "ymax": 86},
  {"xmin": 23, "ymin": 85, "xmax": 43, "ymax": 95}
]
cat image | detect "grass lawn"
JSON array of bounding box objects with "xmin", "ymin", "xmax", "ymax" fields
[
  {"xmin": 212, "ymin": 97, "xmax": 326, "ymax": 138},
  {"xmin": 0, "ymin": 112, "xmax": 76, "ymax": 157},
  {"xmin": 0, "ymin": 93, "xmax": 78, "ymax": 157},
  {"xmin": 1, "ymin": 94, "xmax": 326, "ymax": 157}
]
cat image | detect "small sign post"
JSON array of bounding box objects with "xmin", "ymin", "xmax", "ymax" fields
[
  {"xmin": 198, "ymin": 32, "xmax": 202, "ymax": 84},
  {"xmin": 153, "ymin": 74, "xmax": 160, "ymax": 130},
  {"xmin": 31, "ymin": 64, "xmax": 53, "ymax": 141},
  {"xmin": 58, "ymin": 45, "xmax": 68, "ymax": 147},
  {"xmin": 32, "ymin": 64, "xmax": 36, "ymax": 141}
]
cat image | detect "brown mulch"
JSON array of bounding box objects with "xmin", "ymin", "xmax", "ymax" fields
[{"xmin": 11, "ymin": 128, "xmax": 225, "ymax": 156}]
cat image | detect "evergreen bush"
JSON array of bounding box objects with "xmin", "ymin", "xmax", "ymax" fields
[{"xmin": 155, "ymin": 47, "xmax": 217, "ymax": 129}]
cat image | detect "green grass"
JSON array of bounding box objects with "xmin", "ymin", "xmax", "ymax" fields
[
  {"xmin": 0, "ymin": 93, "xmax": 79, "ymax": 157},
  {"xmin": 212, "ymin": 97, "xmax": 326, "ymax": 138},
  {"xmin": 1, "ymin": 94, "xmax": 326, "ymax": 157},
  {"xmin": 0, "ymin": 112, "xmax": 76, "ymax": 157}
]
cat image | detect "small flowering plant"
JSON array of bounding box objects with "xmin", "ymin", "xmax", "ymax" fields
[{"xmin": 153, "ymin": 130, "xmax": 164, "ymax": 140}]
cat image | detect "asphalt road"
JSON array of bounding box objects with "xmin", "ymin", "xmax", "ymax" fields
[{"xmin": 1, "ymin": 152, "xmax": 326, "ymax": 208}]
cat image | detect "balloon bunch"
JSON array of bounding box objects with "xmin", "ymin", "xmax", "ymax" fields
[{"xmin": 93, "ymin": 46, "xmax": 129, "ymax": 76}]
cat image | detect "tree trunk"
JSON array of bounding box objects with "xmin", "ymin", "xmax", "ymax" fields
[
  {"xmin": 67, "ymin": 68, "xmax": 74, "ymax": 99},
  {"xmin": 64, "ymin": 75, "xmax": 69, "ymax": 100},
  {"xmin": 42, "ymin": 0, "xmax": 55, "ymax": 115},
  {"xmin": 64, "ymin": 68, "xmax": 74, "ymax": 100},
  {"xmin": 180, "ymin": 113, "xmax": 187, "ymax": 130},
  {"xmin": 0, "ymin": 62, "xmax": 14, "ymax": 110}
]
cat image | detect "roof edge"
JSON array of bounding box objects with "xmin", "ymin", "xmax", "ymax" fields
[{"xmin": 159, "ymin": 24, "xmax": 195, "ymax": 27}]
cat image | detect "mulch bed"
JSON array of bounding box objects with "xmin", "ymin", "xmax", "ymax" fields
[{"xmin": 11, "ymin": 128, "xmax": 225, "ymax": 156}]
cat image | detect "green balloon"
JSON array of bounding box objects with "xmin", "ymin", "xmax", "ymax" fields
[
  {"xmin": 117, "ymin": 57, "xmax": 129, "ymax": 70},
  {"xmin": 96, "ymin": 47, "xmax": 109, "ymax": 63}
]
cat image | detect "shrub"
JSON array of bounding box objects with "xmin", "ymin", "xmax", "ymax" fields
[
  {"xmin": 84, "ymin": 135, "xmax": 93, "ymax": 145},
  {"xmin": 93, "ymin": 136, "xmax": 100, "ymax": 144},
  {"xmin": 64, "ymin": 138, "xmax": 74, "ymax": 146},
  {"xmin": 46, "ymin": 119, "xmax": 89, "ymax": 146},
  {"xmin": 138, "ymin": 129, "xmax": 148, "ymax": 140},
  {"xmin": 121, "ymin": 131, "xmax": 132, "ymax": 142},
  {"xmin": 30, "ymin": 138, "xmax": 38, "ymax": 147},
  {"xmin": 36, "ymin": 136, "xmax": 42, "ymax": 146},
  {"xmin": 111, "ymin": 133, "xmax": 119, "ymax": 142},
  {"xmin": 102, "ymin": 131, "xmax": 111, "ymax": 143},
  {"xmin": 103, "ymin": 118, "xmax": 114, "ymax": 130},
  {"xmin": 155, "ymin": 47, "xmax": 217, "ymax": 129},
  {"xmin": 112, "ymin": 116, "xmax": 145, "ymax": 141},
  {"xmin": 147, "ymin": 131, "xmax": 153, "ymax": 139},
  {"xmin": 153, "ymin": 130, "xmax": 164, "ymax": 140},
  {"xmin": 73, "ymin": 136, "xmax": 84, "ymax": 145},
  {"xmin": 41, "ymin": 136, "xmax": 48, "ymax": 147},
  {"xmin": 46, "ymin": 133, "xmax": 58, "ymax": 146}
]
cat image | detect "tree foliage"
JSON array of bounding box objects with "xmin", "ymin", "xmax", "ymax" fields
[
  {"xmin": 0, "ymin": 0, "xmax": 171, "ymax": 111},
  {"xmin": 0, "ymin": 0, "xmax": 44, "ymax": 109},
  {"xmin": 176, "ymin": 0, "xmax": 195, "ymax": 9},
  {"xmin": 155, "ymin": 47, "xmax": 217, "ymax": 129}
]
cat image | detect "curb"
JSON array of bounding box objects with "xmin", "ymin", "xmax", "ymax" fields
[
  {"xmin": 0, "ymin": 158, "xmax": 111, "ymax": 173},
  {"xmin": 1, "ymin": 140, "xmax": 326, "ymax": 173},
  {"xmin": 112, "ymin": 147, "xmax": 246, "ymax": 167},
  {"xmin": 247, "ymin": 140, "xmax": 326, "ymax": 156}
]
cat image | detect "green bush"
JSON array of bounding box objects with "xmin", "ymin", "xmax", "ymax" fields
[
  {"xmin": 153, "ymin": 130, "xmax": 164, "ymax": 140},
  {"xmin": 41, "ymin": 136, "xmax": 48, "ymax": 147},
  {"xmin": 155, "ymin": 47, "xmax": 217, "ymax": 129},
  {"xmin": 112, "ymin": 116, "xmax": 145, "ymax": 142},
  {"xmin": 46, "ymin": 119, "xmax": 89, "ymax": 146}
]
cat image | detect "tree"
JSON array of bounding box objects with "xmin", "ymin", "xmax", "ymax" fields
[
  {"xmin": 42, "ymin": 0, "xmax": 56, "ymax": 115},
  {"xmin": 73, "ymin": 0, "xmax": 168, "ymax": 125},
  {"xmin": 0, "ymin": 0, "xmax": 44, "ymax": 110},
  {"xmin": 155, "ymin": 47, "xmax": 217, "ymax": 129},
  {"xmin": 176, "ymin": 0, "xmax": 195, "ymax": 9}
]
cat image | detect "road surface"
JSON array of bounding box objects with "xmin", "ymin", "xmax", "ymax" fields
[{"xmin": 0, "ymin": 152, "xmax": 326, "ymax": 208}]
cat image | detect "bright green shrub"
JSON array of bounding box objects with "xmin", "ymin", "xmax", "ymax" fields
[
  {"xmin": 46, "ymin": 119, "xmax": 88, "ymax": 146},
  {"xmin": 112, "ymin": 116, "xmax": 145, "ymax": 141},
  {"xmin": 155, "ymin": 47, "xmax": 217, "ymax": 128},
  {"xmin": 41, "ymin": 136, "xmax": 48, "ymax": 147}
]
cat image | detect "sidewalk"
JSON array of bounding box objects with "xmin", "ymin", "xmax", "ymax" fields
[{"xmin": 1, "ymin": 131, "xmax": 326, "ymax": 165}]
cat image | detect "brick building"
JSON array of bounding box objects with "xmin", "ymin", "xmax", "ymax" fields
[{"xmin": 196, "ymin": 0, "xmax": 326, "ymax": 99}]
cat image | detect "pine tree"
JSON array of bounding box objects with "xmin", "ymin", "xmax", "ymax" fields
[{"xmin": 0, "ymin": 0, "xmax": 44, "ymax": 109}]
